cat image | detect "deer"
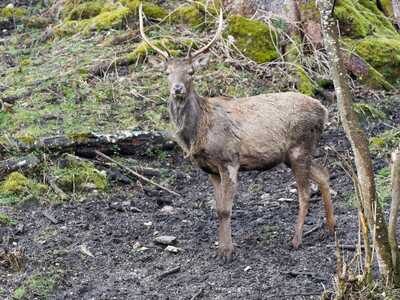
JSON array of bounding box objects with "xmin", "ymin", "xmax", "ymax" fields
[{"xmin": 139, "ymin": 5, "xmax": 335, "ymax": 262}]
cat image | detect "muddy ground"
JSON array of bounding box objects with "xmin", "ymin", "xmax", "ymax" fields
[{"xmin": 1, "ymin": 98, "xmax": 400, "ymax": 300}]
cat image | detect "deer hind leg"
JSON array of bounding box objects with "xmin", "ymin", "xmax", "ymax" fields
[
  {"xmin": 310, "ymin": 162, "xmax": 335, "ymax": 233},
  {"xmin": 213, "ymin": 164, "xmax": 239, "ymax": 263},
  {"xmin": 289, "ymin": 146, "xmax": 311, "ymax": 249}
]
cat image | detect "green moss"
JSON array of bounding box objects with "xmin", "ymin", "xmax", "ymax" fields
[
  {"xmin": 0, "ymin": 172, "xmax": 30, "ymax": 194},
  {"xmin": 170, "ymin": 5, "xmax": 204, "ymax": 26},
  {"xmin": 347, "ymin": 37, "xmax": 400, "ymax": 82},
  {"xmin": 53, "ymin": 159, "xmax": 107, "ymax": 192},
  {"xmin": 0, "ymin": 172, "xmax": 47, "ymax": 205},
  {"xmin": 56, "ymin": 7, "xmax": 129, "ymax": 36},
  {"xmin": 226, "ymin": 15, "xmax": 278, "ymax": 64},
  {"xmin": 0, "ymin": 212, "xmax": 16, "ymax": 225},
  {"xmin": 194, "ymin": 0, "xmax": 223, "ymax": 15},
  {"xmin": 120, "ymin": 0, "xmax": 167, "ymax": 19},
  {"xmin": 380, "ymin": 0, "xmax": 394, "ymax": 17},
  {"xmin": 0, "ymin": 7, "xmax": 27, "ymax": 18},
  {"xmin": 334, "ymin": 0, "xmax": 397, "ymax": 38},
  {"xmin": 22, "ymin": 16, "xmax": 52, "ymax": 28},
  {"xmin": 126, "ymin": 38, "xmax": 173, "ymax": 62},
  {"xmin": 65, "ymin": 1, "xmax": 105, "ymax": 20},
  {"xmin": 16, "ymin": 134, "xmax": 35, "ymax": 145},
  {"xmin": 296, "ymin": 66, "xmax": 315, "ymax": 96},
  {"xmin": 67, "ymin": 132, "xmax": 91, "ymax": 143}
]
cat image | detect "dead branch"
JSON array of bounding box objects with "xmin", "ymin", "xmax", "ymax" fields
[
  {"xmin": 157, "ymin": 266, "xmax": 181, "ymax": 279},
  {"xmin": 94, "ymin": 150, "xmax": 181, "ymax": 197}
]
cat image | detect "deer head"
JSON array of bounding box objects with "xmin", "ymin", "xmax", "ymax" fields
[{"xmin": 139, "ymin": 4, "xmax": 223, "ymax": 101}]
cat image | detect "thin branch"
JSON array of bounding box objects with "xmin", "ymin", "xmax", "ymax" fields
[{"xmin": 94, "ymin": 151, "xmax": 181, "ymax": 197}]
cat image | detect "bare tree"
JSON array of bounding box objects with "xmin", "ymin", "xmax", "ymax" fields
[{"xmin": 316, "ymin": 0, "xmax": 400, "ymax": 286}]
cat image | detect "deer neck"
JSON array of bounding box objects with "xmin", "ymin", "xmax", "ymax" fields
[{"xmin": 169, "ymin": 89, "xmax": 209, "ymax": 155}]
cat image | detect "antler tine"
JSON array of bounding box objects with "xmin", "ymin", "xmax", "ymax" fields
[
  {"xmin": 192, "ymin": 8, "xmax": 224, "ymax": 58},
  {"xmin": 139, "ymin": 3, "xmax": 169, "ymax": 59}
]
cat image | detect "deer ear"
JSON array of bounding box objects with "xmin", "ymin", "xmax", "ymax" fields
[
  {"xmin": 192, "ymin": 54, "xmax": 210, "ymax": 71},
  {"xmin": 148, "ymin": 56, "xmax": 167, "ymax": 70}
]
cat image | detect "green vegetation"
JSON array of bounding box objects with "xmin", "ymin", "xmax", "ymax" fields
[
  {"xmin": 169, "ymin": 5, "xmax": 203, "ymax": 26},
  {"xmin": 12, "ymin": 272, "xmax": 61, "ymax": 300},
  {"xmin": 334, "ymin": 0, "xmax": 397, "ymax": 38},
  {"xmin": 375, "ymin": 167, "xmax": 392, "ymax": 206},
  {"xmin": 0, "ymin": 212, "xmax": 16, "ymax": 225},
  {"xmin": 52, "ymin": 158, "xmax": 107, "ymax": 192},
  {"xmin": 0, "ymin": 172, "xmax": 47, "ymax": 206},
  {"xmin": 347, "ymin": 38, "xmax": 400, "ymax": 83},
  {"xmin": 296, "ymin": 66, "xmax": 315, "ymax": 96},
  {"xmin": 353, "ymin": 103, "xmax": 386, "ymax": 122},
  {"xmin": 370, "ymin": 128, "xmax": 400, "ymax": 155},
  {"xmin": 226, "ymin": 15, "xmax": 278, "ymax": 64}
]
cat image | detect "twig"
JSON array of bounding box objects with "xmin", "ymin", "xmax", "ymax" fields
[
  {"xmin": 158, "ymin": 266, "xmax": 181, "ymax": 279},
  {"xmin": 94, "ymin": 151, "xmax": 181, "ymax": 197},
  {"xmin": 304, "ymin": 221, "xmax": 324, "ymax": 237},
  {"xmin": 42, "ymin": 211, "xmax": 59, "ymax": 224},
  {"xmin": 190, "ymin": 288, "xmax": 204, "ymax": 300}
]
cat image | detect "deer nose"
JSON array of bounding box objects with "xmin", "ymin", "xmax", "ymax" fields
[{"xmin": 173, "ymin": 84, "xmax": 185, "ymax": 95}]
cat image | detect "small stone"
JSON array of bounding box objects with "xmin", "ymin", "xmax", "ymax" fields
[
  {"xmin": 260, "ymin": 193, "xmax": 271, "ymax": 201},
  {"xmin": 244, "ymin": 266, "xmax": 252, "ymax": 272},
  {"xmin": 160, "ymin": 205, "xmax": 175, "ymax": 214},
  {"xmin": 278, "ymin": 198, "xmax": 294, "ymax": 202},
  {"xmin": 154, "ymin": 235, "xmax": 177, "ymax": 245},
  {"xmin": 144, "ymin": 221, "xmax": 152, "ymax": 227},
  {"xmin": 165, "ymin": 245, "xmax": 181, "ymax": 253},
  {"xmin": 289, "ymin": 188, "xmax": 297, "ymax": 193}
]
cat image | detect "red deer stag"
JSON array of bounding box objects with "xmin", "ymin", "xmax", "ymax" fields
[{"xmin": 139, "ymin": 5, "xmax": 335, "ymax": 262}]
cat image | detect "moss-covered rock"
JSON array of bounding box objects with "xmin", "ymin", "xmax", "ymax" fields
[
  {"xmin": 56, "ymin": 7, "xmax": 130, "ymax": 36},
  {"xmin": 334, "ymin": 0, "xmax": 397, "ymax": 38},
  {"xmin": 22, "ymin": 16, "xmax": 52, "ymax": 28},
  {"xmin": 53, "ymin": 159, "xmax": 107, "ymax": 192},
  {"xmin": 64, "ymin": 0, "xmax": 105, "ymax": 20},
  {"xmin": 346, "ymin": 37, "xmax": 400, "ymax": 83},
  {"xmin": 0, "ymin": 172, "xmax": 47, "ymax": 195},
  {"xmin": 169, "ymin": 5, "xmax": 204, "ymax": 26},
  {"xmin": 226, "ymin": 15, "xmax": 278, "ymax": 64}
]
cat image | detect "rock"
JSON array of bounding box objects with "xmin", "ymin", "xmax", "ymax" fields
[
  {"xmin": 244, "ymin": 266, "xmax": 252, "ymax": 272},
  {"xmin": 260, "ymin": 193, "xmax": 271, "ymax": 201},
  {"xmin": 165, "ymin": 245, "xmax": 181, "ymax": 253},
  {"xmin": 160, "ymin": 205, "xmax": 175, "ymax": 214},
  {"xmin": 154, "ymin": 235, "xmax": 177, "ymax": 245}
]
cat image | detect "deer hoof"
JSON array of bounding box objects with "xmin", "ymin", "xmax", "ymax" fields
[
  {"xmin": 217, "ymin": 245, "xmax": 234, "ymax": 263},
  {"xmin": 326, "ymin": 219, "xmax": 336, "ymax": 234},
  {"xmin": 292, "ymin": 235, "xmax": 301, "ymax": 249}
]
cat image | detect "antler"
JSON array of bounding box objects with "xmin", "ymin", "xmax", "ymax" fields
[
  {"xmin": 139, "ymin": 3, "xmax": 169, "ymax": 59},
  {"xmin": 192, "ymin": 8, "xmax": 224, "ymax": 58}
]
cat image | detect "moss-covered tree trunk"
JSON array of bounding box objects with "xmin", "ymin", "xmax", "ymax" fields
[{"xmin": 317, "ymin": 0, "xmax": 399, "ymax": 286}]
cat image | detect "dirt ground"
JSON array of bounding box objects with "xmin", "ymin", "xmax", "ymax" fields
[{"xmin": 1, "ymin": 97, "xmax": 400, "ymax": 299}]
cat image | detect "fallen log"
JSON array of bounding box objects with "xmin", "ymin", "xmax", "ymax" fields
[
  {"xmin": 0, "ymin": 154, "xmax": 40, "ymax": 179},
  {"xmin": 8, "ymin": 130, "xmax": 176, "ymax": 158}
]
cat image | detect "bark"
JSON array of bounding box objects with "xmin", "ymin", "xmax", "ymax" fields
[
  {"xmin": 317, "ymin": 0, "xmax": 397, "ymax": 285},
  {"xmin": 389, "ymin": 148, "xmax": 400, "ymax": 277},
  {"xmin": 394, "ymin": 0, "xmax": 400, "ymax": 29}
]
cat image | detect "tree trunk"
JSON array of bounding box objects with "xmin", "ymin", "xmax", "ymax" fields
[
  {"xmin": 389, "ymin": 148, "xmax": 400, "ymax": 277},
  {"xmin": 393, "ymin": 0, "xmax": 400, "ymax": 29},
  {"xmin": 317, "ymin": 0, "xmax": 397, "ymax": 285}
]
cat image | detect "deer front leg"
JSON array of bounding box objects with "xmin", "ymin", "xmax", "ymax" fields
[{"xmin": 215, "ymin": 165, "xmax": 238, "ymax": 263}]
